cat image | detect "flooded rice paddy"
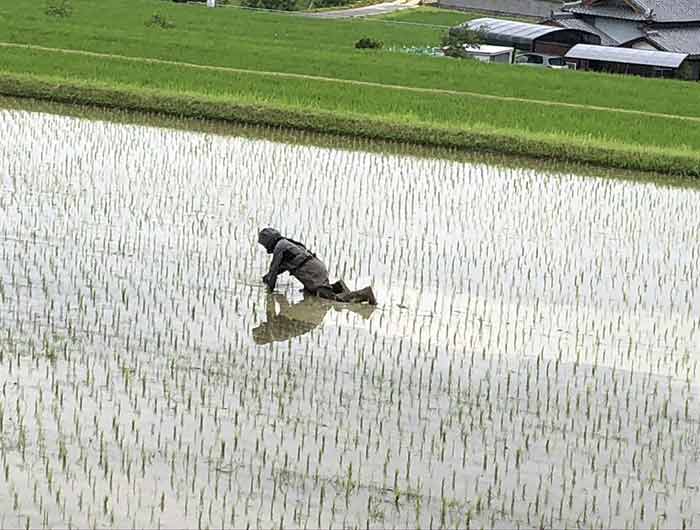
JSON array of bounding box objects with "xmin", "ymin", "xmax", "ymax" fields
[{"xmin": 1, "ymin": 103, "xmax": 700, "ymax": 529}]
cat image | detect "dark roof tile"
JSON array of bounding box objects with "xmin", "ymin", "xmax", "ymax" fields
[
  {"xmin": 564, "ymin": 0, "xmax": 700, "ymax": 22},
  {"xmin": 645, "ymin": 26, "xmax": 700, "ymax": 55}
]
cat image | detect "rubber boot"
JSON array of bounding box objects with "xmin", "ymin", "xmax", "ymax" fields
[
  {"xmin": 338, "ymin": 286, "xmax": 377, "ymax": 305},
  {"xmin": 331, "ymin": 280, "xmax": 350, "ymax": 295},
  {"xmin": 357, "ymin": 286, "xmax": 377, "ymax": 306}
]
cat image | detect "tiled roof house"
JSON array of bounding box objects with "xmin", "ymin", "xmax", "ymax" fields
[{"xmin": 546, "ymin": 0, "xmax": 700, "ymax": 57}]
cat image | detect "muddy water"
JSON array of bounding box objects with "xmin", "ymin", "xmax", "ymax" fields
[{"xmin": 1, "ymin": 103, "xmax": 699, "ymax": 529}]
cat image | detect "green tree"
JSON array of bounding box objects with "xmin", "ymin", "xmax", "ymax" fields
[{"xmin": 441, "ymin": 26, "xmax": 485, "ymax": 57}]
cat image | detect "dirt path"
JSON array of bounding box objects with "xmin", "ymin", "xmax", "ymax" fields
[
  {"xmin": 305, "ymin": 0, "xmax": 420, "ymax": 19},
  {"xmin": 2, "ymin": 41, "xmax": 700, "ymax": 124},
  {"xmin": 434, "ymin": 0, "xmax": 558, "ymax": 18}
]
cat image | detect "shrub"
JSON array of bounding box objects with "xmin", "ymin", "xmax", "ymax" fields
[
  {"xmin": 355, "ymin": 37, "xmax": 383, "ymax": 50},
  {"xmin": 241, "ymin": 0, "xmax": 297, "ymax": 10},
  {"xmin": 311, "ymin": 0, "xmax": 353, "ymax": 7},
  {"xmin": 45, "ymin": 0, "xmax": 72, "ymax": 17},
  {"xmin": 146, "ymin": 13, "xmax": 176, "ymax": 29}
]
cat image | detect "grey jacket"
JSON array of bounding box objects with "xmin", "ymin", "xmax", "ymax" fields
[{"xmin": 261, "ymin": 232, "xmax": 331, "ymax": 292}]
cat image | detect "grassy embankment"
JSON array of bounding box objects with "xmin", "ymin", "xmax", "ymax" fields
[
  {"xmin": 1, "ymin": 0, "xmax": 700, "ymax": 175},
  {"xmin": 377, "ymin": 7, "xmax": 532, "ymax": 25}
]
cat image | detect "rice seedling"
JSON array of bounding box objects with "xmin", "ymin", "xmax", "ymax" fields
[{"xmin": 0, "ymin": 102, "xmax": 699, "ymax": 529}]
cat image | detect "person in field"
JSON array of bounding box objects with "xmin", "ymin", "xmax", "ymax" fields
[{"xmin": 257, "ymin": 227, "xmax": 377, "ymax": 305}]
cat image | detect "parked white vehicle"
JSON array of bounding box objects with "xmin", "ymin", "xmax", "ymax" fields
[{"xmin": 514, "ymin": 52, "xmax": 570, "ymax": 69}]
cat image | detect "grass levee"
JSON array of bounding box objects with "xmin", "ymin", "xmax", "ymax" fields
[{"xmin": 1, "ymin": 0, "xmax": 699, "ymax": 175}]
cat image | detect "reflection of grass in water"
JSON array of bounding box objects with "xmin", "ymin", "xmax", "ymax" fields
[{"xmin": 3, "ymin": 95, "xmax": 700, "ymax": 186}]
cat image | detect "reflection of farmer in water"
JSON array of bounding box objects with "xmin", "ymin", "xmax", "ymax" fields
[
  {"xmin": 252, "ymin": 293, "xmax": 374, "ymax": 345},
  {"xmin": 258, "ymin": 228, "xmax": 377, "ymax": 305}
]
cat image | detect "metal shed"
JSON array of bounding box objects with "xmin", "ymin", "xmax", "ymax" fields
[
  {"xmin": 459, "ymin": 18, "xmax": 601, "ymax": 54},
  {"xmin": 450, "ymin": 44, "xmax": 515, "ymax": 64},
  {"xmin": 564, "ymin": 44, "xmax": 694, "ymax": 78}
]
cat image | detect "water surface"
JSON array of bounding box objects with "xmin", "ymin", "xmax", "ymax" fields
[{"xmin": 1, "ymin": 104, "xmax": 699, "ymax": 529}]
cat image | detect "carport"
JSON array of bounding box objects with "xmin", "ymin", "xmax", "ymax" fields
[
  {"xmin": 564, "ymin": 45, "xmax": 693, "ymax": 79},
  {"xmin": 457, "ymin": 17, "xmax": 601, "ymax": 55}
]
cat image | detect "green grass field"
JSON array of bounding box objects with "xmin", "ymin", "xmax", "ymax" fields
[
  {"xmin": 376, "ymin": 7, "xmax": 530, "ymax": 26},
  {"xmin": 376, "ymin": 6, "xmax": 476, "ymax": 26},
  {"xmin": 1, "ymin": 0, "xmax": 699, "ymax": 174}
]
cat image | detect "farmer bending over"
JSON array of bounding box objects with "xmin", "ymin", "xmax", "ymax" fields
[{"xmin": 258, "ymin": 227, "xmax": 377, "ymax": 305}]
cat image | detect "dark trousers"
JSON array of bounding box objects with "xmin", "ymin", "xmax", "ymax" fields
[{"xmin": 315, "ymin": 283, "xmax": 375, "ymax": 304}]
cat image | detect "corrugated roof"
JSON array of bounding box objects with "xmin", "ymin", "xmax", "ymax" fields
[
  {"xmin": 565, "ymin": 43, "xmax": 688, "ymax": 67},
  {"xmin": 463, "ymin": 18, "xmax": 585, "ymax": 47},
  {"xmin": 645, "ymin": 26, "xmax": 700, "ymax": 55},
  {"xmin": 564, "ymin": 0, "xmax": 700, "ymax": 23},
  {"xmin": 547, "ymin": 14, "xmax": 620, "ymax": 45}
]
